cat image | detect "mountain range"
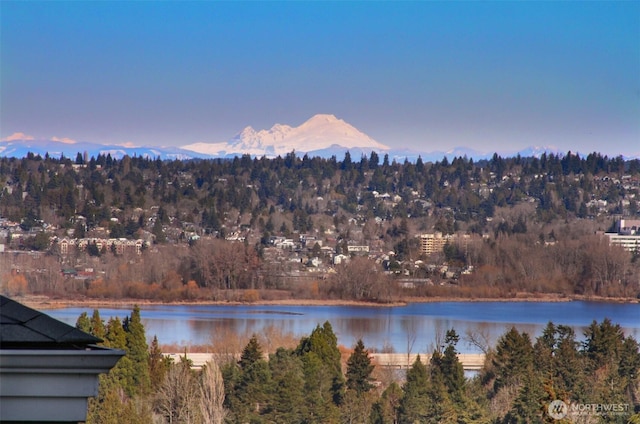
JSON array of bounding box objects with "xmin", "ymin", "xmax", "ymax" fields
[
  {"xmin": 0, "ymin": 114, "xmax": 625, "ymax": 162},
  {"xmin": 0, "ymin": 138, "xmax": 211, "ymax": 161}
]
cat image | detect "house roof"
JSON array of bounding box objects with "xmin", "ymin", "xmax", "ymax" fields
[{"xmin": 0, "ymin": 295, "xmax": 102, "ymax": 349}]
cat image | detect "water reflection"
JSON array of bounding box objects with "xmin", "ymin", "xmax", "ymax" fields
[{"xmin": 43, "ymin": 301, "xmax": 640, "ymax": 354}]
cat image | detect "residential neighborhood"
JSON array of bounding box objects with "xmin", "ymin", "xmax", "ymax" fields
[{"xmin": 0, "ymin": 152, "xmax": 638, "ymax": 300}]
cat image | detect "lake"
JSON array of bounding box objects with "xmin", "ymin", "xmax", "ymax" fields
[{"xmin": 43, "ymin": 301, "xmax": 640, "ymax": 354}]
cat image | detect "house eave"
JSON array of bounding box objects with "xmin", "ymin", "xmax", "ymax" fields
[{"xmin": 0, "ymin": 347, "xmax": 124, "ymax": 422}]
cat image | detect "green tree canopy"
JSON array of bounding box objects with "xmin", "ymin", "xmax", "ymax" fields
[
  {"xmin": 124, "ymin": 305, "xmax": 150, "ymax": 396},
  {"xmin": 345, "ymin": 339, "xmax": 375, "ymax": 395},
  {"xmin": 493, "ymin": 327, "xmax": 534, "ymax": 392},
  {"xmin": 399, "ymin": 355, "xmax": 430, "ymax": 423}
]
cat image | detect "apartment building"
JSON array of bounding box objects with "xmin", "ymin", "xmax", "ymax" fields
[
  {"xmin": 604, "ymin": 219, "xmax": 640, "ymax": 253},
  {"xmin": 419, "ymin": 232, "xmax": 451, "ymax": 255}
]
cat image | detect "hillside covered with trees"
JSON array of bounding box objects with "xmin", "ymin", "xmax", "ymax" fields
[{"xmin": 1, "ymin": 151, "xmax": 639, "ymax": 301}]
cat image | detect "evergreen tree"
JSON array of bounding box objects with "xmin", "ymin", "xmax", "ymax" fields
[
  {"xmin": 493, "ymin": 327, "xmax": 534, "ymax": 392},
  {"xmin": 87, "ymin": 317, "xmax": 138, "ymax": 423},
  {"xmin": 342, "ymin": 151, "xmax": 353, "ymax": 170},
  {"xmin": 239, "ymin": 334, "xmax": 263, "ymax": 370},
  {"xmin": 552, "ymin": 325, "xmax": 584, "ymax": 400},
  {"xmin": 398, "ymin": 355, "xmax": 430, "ymax": 423},
  {"xmin": 533, "ymin": 322, "xmax": 557, "ymax": 377},
  {"xmin": 299, "ymin": 351, "xmax": 340, "ymax": 423},
  {"xmin": 426, "ymin": 351, "xmax": 457, "ymax": 423},
  {"xmin": 103, "ymin": 317, "xmax": 133, "ymax": 391},
  {"xmin": 124, "ymin": 305, "xmax": 151, "ymax": 396},
  {"xmin": 346, "ymin": 339, "xmax": 375, "ymax": 394},
  {"xmin": 76, "ymin": 311, "xmax": 91, "ymax": 333},
  {"xmin": 87, "ymin": 241, "xmax": 101, "ymax": 256},
  {"xmin": 149, "ymin": 335, "xmax": 170, "ymax": 391},
  {"xmin": 582, "ymin": 318, "xmax": 624, "ymax": 371},
  {"xmin": 440, "ymin": 329, "xmax": 465, "ymax": 401},
  {"xmin": 342, "ymin": 339, "xmax": 377, "ymax": 424},
  {"xmin": 296, "ymin": 321, "xmax": 345, "ymax": 406},
  {"xmin": 619, "ymin": 336, "xmax": 640, "ymax": 386},
  {"xmin": 501, "ymin": 371, "xmax": 546, "ymax": 424},
  {"xmin": 152, "ymin": 218, "xmax": 166, "ymax": 243},
  {"xmin": 265, "ymin": 348, "xmax": 306, "ymax": 423},
  {"xmin": 104, "ymin": 317, "xmax": 126, "ymax": 349},
  {"xmin": 224, "ymin": 336, "xmax": 272, "ymax": 423},
  {"xmin": 236, "ymin": 355, "xmax": 271, "ymax": 423},
  {"xmin": 221, "ymin": 360, "xmax": 244, "ymax": 423},
  {"xmin": 369, "ymin": 382, "xmax": 402, "ymax": 424},
  {"xmin": 581, "ymin": 319, "xmax": 639, "ymax": 408},
  {"xmin": 87, "ymin": 388, "xmax": 152, "ymax": 424},
  {"xmin": 90, "ymin": 309, "xmax": 106, "ymax": 341}
]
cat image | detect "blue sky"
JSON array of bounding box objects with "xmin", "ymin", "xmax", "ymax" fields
[{"xmin": 1, "ymin": 1, "xmax": 639, "ymax": 156}]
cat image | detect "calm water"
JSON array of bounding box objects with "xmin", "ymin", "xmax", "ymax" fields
[{"xmin": 43, "ymin": 301, "xmax": 640, "ymax": 354}]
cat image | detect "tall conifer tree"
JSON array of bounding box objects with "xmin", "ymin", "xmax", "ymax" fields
[
  {"xmin": 266, "ymin": 348, "xmax": 305, "ymax": 423},
  {"xmin": 440, "ymin": 329, "xmax": 465, "ymax": 401},
  {"xmin": 124, "ymin": 305, "xmax": 151, "ymax": 396},
  {"xmin": 76, "ymin": 311, "xmax": 91, "ymax": 333},
  {"xmin": 399, "ymin": 355, "xmax": 430, "ymax": 423},
  {"xmin": 90, "ymin": 309, "xmax": 106, "ymax": 341},
  {"xmin": 295, "ymin": 322, "xmax": 344, "ymax": 422},
  {"xmin": 149, "ymin": 335, "xmax": 170, "ymax": 391},
  {"xmin": 346, "ymin": 339, "xmax": 375, "ymax": 394}
]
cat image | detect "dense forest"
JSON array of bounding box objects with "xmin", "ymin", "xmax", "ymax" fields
[
  {"xmin": 78, "ymin": 307, "xmax": 640, "ymax": 423},
  {"xmin": 2, "ymin": 151, "xmax": 638, "ymax": 229},
  {"xmin": 1, "ymin": 151, "xmax": 639, "ymax": 300}
]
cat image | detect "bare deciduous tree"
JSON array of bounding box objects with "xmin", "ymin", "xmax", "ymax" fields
[
  {"xmin": 190, "ymin": 239, "xmax": 260, "ymax": 290},
  {"xmin": 329, "ymin": 256, "xmax": 389, "ymax": 301},
  {"xmin": 199, "ymin": 361, "xmax": 227, "ymax": 424},
  {"xmin": 403, "ymin": 318, "xmax": 418, "ymax": 368},
  {"xmin": 464, "ymin": 327, "xmax": 493, "ymax": 355},
  {"xmin": 155, "ymin": 360, "xmax": 200, "ymax": 424}
]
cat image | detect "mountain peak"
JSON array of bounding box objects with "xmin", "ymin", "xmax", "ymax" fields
[
  {"xmin": 189, "ymin": 114, "xmax": 389, "ymax": 157},
  {"xmin": 306, "ymin": 113, "xmax": 339, "ymax": 122}
]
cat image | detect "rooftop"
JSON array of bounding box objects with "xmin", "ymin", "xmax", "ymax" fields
[{"xmin": 0, "ymin": 295, "xmax": 102, "ymax": 349}]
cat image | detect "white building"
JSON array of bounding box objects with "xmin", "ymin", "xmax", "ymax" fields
[
  {"xmin": 605, "ymin": 233, "xmax": 640, "ymax": 253},
  {"xmin": 604, "ymin": 219, "xmax": 640, "ymax": 253}
]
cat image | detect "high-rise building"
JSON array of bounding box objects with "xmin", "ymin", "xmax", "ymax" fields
[{"xmin": 419, "ymin": 232, "xmax": 450, "ymax": 255}]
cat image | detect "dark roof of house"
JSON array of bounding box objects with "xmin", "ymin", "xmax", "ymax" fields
[{"xmin": 0, "ymin": 295, "xmax": 102, "ymax": 349}]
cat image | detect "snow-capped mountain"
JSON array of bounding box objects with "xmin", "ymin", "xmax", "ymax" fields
[
  {"xmin": 0, "ymin": 139, "xmax": 209, "ymax": 161},
  {"xmin": 182, "ymin": 114, "xmax": 390, "ymax": 158},
  {"xmin": 2, "ymin": 115, "xmax": 636, "ymax": 161},
  {"xmin": 511, "ymin": 145, "xmax": 565, "ymax": 158}
]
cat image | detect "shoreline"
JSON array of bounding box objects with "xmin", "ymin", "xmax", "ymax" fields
[{"xmin": 16, "ymin": 293, "xmax": 639, "ymax": 310}]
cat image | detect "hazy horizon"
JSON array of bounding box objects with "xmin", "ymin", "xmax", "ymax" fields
[{"xmin": 1, "ymin": 1, "xmax": 638, "ymax": 157}]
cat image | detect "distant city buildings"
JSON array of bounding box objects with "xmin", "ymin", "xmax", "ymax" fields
[
  {"xmin": 604, "ymin": 219, "xmax": 640, "ymax": 253},
  {"xmin": 418, "ymin": 232, "xmax": 477, "ymax": 258},
  {"xmin": 419, "ymin": 233, "xmax": 451, "ymax": 255},
  {"xmin": 57, "ymin": 237, "xmax": 146, "ymax": 256}
]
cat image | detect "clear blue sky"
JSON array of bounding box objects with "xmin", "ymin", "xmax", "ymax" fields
[{"xmin": 1, "ymin": 1, "xmax": 639, "ymax": 156}]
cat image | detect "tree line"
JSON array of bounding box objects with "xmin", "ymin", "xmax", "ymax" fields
[
  {"xmin": 2, "ymin": 151, "xmax": 638, "ymax": 237},
  {"xmin": 76, "ymin": 307, "xmax": 640, "ymax": 423}
]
